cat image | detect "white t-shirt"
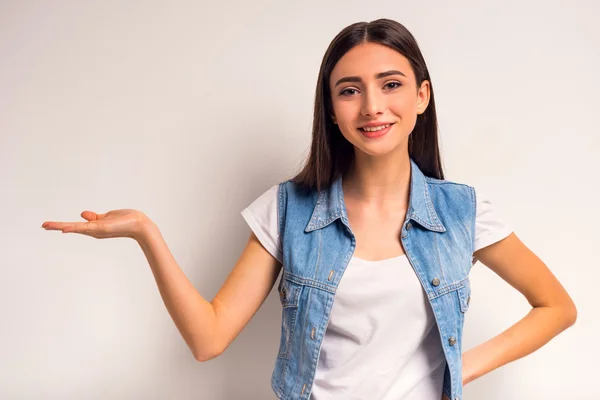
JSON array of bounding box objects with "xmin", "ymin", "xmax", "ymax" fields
[{"xmin": 241, "ymin": 184, "xmax": 512, "ymax": 400}]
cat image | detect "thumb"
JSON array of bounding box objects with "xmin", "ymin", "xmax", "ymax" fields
[{"xmin": 81, "ymin": 211, "xmax": 102, "ymax": 221}]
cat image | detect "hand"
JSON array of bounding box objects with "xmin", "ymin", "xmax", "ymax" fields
[
  {"xmin": 42, "ymin": 209, "xmax": 153, "ymax": 241},
  {"xmin": 441, "ymin": 393, "xmax": 451, "ymax": 400}
]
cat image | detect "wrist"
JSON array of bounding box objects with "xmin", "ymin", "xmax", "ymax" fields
[{"xmin": 134, "ymin": 216, "xmax": 159, "ymax": 244}]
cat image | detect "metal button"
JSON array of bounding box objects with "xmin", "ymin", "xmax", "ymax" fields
[
  {"xmin": 402, "ymin": 222, "xmax": 412, "ymax": 239},
  {"xmin": 311, "ymin": 327, "xmax": 316, "ymax": 339},
  {"xmin": 467, "ymin": 295, "xmax": 471, "ymax": 305},
  {"xmin": 280, "ymin": 288, "xmax": 286, "ymax": 298},
  {"xmin": 301, "ymin": 383, "xmax": 307, "ymax": 394},
  {"xmin": 432, "ymin": 277, "xmax": 440, "ymax": 286},
  {"xmin": 448, "ymin": 336, "xmax": 456, "ymax": 346}
]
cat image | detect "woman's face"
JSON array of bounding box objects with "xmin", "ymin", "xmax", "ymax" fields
[{"xmin": 329, "ymin": 42, "xmax": 430, "ymax": 157}]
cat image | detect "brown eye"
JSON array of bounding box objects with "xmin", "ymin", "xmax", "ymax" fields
[
  {"xmin": 385, "ymin": 82, "xmax": 402, "ymax": 90},
  {"xmin": 340, "ymin": 88, "xmax": 358, "ymax": 96}
]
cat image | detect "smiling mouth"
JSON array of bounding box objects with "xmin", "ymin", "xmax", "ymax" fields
[{"xmin": 358, "ymin": 123, "xmax": 395, "ymax": 132}]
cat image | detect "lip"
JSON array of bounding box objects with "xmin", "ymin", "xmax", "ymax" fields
[
  {"xmin": 360, "ymin": 121, "xmax": 394, "ymax": 128},
  {"xmin": 359, "ymin": 123, "xmax": 394, "ymax": 139}
]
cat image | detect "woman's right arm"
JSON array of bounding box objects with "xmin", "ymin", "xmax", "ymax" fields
[{"xmin": 137, "ymin": 220, "xmax": 282, "ymax": 362}]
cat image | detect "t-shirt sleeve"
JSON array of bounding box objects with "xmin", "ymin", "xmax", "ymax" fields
[
  {"xmin": 474, "ymin": 188, "xmax": 513, "ymax": 253},
  {"xmin": 240, "ymin": 184, "xmax": 283, "ymax": 263}
]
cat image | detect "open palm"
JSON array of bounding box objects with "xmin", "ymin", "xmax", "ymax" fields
[{"xmin": 42, "ymin": 209, "xmax": 149, "ymax": 240}]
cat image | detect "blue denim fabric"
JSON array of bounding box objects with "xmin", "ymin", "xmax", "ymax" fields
[{"xmin": 271, "ymin": 158, "xmax": 476, "ymax": 400}]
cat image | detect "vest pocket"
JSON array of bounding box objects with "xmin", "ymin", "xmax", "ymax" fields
[
  {"xmin": 457, "ymin": 278, "xmax": 471, "ymax": 313},
  {"xmin": 277, "ymin": 276, "xmax": 303, "ymax": 359}
]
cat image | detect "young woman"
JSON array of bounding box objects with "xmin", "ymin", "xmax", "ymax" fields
[{"xmin": 42, "ymin": 19, "xmax": 577, "ymax": 400}]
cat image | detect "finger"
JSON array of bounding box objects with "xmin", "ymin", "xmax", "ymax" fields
[
  {"xmin": 42, "ymin": 212, "xmax": 103, "ymax": 230},
  {"xmin": 42, "ymin": 221, "xmax": 91, "ymax": 232},
  {"xmin": 62, "ymin": 222, "xmax": 97, "ymax": 234},
  {"xmin": 42, "ymin": 222, "xmax": 79, "ymax": 230},
  {"xmin": 81, "ymin": 211, "xmax": 101, "ymax": 221}
]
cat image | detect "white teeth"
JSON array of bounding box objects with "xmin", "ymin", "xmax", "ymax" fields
[{"xmin": 362, "ymin": 124, "xmax": 391, "ymax": 132}]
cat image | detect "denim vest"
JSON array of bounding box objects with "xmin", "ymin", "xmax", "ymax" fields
[{"xmin": 272, "ymin": 159, "xmax": 476, "ymax": 400}]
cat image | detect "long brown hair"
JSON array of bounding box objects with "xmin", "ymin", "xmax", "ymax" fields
[{"xmin": 290, "ymin": 18, "xmax": 444, "ymax": 192}]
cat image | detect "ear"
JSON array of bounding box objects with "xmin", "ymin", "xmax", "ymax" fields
[
  {"xmin": 331, "ymin": 114, "xmax": 337, "ymax": 124},
  {"xmin": 416, "ymin": 80, "xmax": 431, "ymax": 115}
]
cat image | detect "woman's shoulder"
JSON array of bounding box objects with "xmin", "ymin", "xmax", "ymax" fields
[
  {"xmin": 424, "ymin": 175, "xmax": 474, "ymax": 190},
  {"xmin": 424, "ymin": 176, "xmax": 477, "ymax": 205},
  {"xmin": 278, "ymin": 178, "xmax": 320, "ymax": 199}
]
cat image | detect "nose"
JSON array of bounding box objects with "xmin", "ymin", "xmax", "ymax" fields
[{"xmin": 361, "ymin": 88, "xmax": 385, "ymax": 117}]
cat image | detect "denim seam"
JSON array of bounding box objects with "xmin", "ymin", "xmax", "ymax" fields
[
  {"xmin": 315, "ymin": 228, "xmax": 322, "ymax": 277},
  {"xmin": 271, "ymin": 376, "xmax": 287, "ymax": 400},
  {"xmin": 469, "ymin": 186, "xmax": 477, "ymax": 267},
  {"xmin": 293, "ymin": 277, "xmax": 313, "ymax": 398},
  {"xmin": 428, "ymin": 277, "xmax": 469, "ymax": 300},
  {"xmin": 283, "ymin": 272, "xmax": 336, "ymax": 294},
  {"xmin": 278, "ymin": 182, "xmax": 285, "ymax": 245},
  {"xmin": 278, "ymin": 284, "xmax": 300, "ymax": 359},
  {"xmin": 429, "ymin": 188, "xmax": 448, "ymax": 283}
]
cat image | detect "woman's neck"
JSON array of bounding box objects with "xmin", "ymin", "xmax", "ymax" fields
[{"xmin": 342, "ymin": 150, "xmax": 411, "ymax": 211}]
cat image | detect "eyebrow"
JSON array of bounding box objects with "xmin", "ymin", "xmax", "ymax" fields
[{"xmin": 333, "ymin": 70, "xmax": 407, "ymax": 88}]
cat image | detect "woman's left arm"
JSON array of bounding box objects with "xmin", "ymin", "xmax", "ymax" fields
[{"xmin": 462, "ymin": 232, "xmax": 577, "ymax": 386}]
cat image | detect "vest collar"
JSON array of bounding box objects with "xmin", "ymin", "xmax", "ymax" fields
[{"xmin": 304, "ymin": 158, "xmax": 446, "ymax": 233}]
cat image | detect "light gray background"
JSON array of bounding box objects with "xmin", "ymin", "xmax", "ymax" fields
[{"xmin": 1, "ymin": 1, "xmax": 598, "ymax": 399}]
